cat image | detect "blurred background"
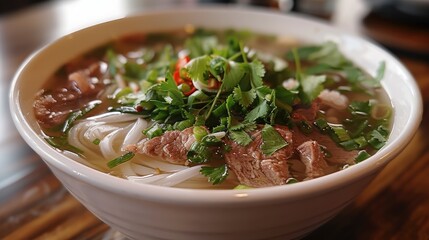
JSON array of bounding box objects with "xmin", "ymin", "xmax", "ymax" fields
[{"xmin": 1, "ymin": 0, "xmax": 428, "ymax": 58}]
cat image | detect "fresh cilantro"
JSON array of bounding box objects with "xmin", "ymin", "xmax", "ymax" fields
[
  {"xmin": 229, "ymin": 122, "xmax": 257, "ymax": 132},
  {"xmin": 222, "ymin": 61, "xmax": 245, "ymax": 91},
  {"xmin": 286, "ymin": 45, "xmax": 321, "ymax": 61},
  {"xmin": 308, "ymin": 41, "xmax": 348, "ymax": 67},
  {"xmin": 106, "ymin": 48, "xmax": 119, "ymax": 76},
  {"xmin": 299, "ymin": 75, "xmax": 326, "ymax": 105},
  {"xmin": 229, "ymin": 130, "xmax": 252, "ymax": 146},
  {"xmin": 185, "ymin": 55, "xmax": 211, "ymax": 83},
  {"xmin": 261, "ymin": 124, "xmax": 288, "ymax": 155},
  {"xmin": 187, "ymin": 135, "xmax": 223, "ymax": 164},
  {"xmin": 248, "ymin": 59, "xmax": 265, "ymax": 88},
  {"xmin": 185, "ymin": 35, "xmax": 218, "ymax": 58},
  {"xmin": 349, "ymin": 101, "xmax": 372, "ymax": 115},
  {"xmin": 124, "ymin": 61, "xmax": 143, "ymax": 79},
  {"xmin": 244, "ymin": 100, "xmax": 270, "ymax": 123},
  {"xmin": 200, "ymin": 164, "xmax": 229, "ymax": 185},
  {"xmin": 233, "ymin": 87, "xmax": 256, "ymax": 108},
  {"xmin": 274, "ymin": 86, "xmax": 296, "ymax": 112}
]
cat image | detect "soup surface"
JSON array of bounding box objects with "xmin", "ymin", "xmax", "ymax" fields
[{"xmin": 34, "ymin": 28, "xmax": 391, "ymax": 189}]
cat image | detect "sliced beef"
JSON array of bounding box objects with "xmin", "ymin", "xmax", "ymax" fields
[
  {"xmin": 297, "ymin": 141, "xmax": 329, "ymax": 178},
  {"xmin": 224, "ymin": 126, "xmax": 293, "ymax": 187},
  {"xmin": 129, "ymin": 127, "xmax": 197, "ymax": 165},
  {"xmin": 293, "ymin": 128, "xmax": 357, "ymax": 165},
  {"xmin": 34, "ymin": 62, "xmax": 107, "ymax": 129}
]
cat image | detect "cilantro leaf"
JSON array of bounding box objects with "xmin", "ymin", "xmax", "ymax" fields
[
  {"xmin": 229, "ymin": 130, "xmax": 252, "ymax": 146},
  {"xmin": 185, "ymin": 55, "xmax": 211, "ymax": 83},
  {"xmin": 185, "ymin": 36, "xmax": 218, "ymax": 58},
  {"xmin": 200, "ymin": 164, "xmax": 229, "ymax": 185},
  {"xmin": 222, "ymin": 61, "xmax": 245, "ymax": 91},
  {"xmin": 261, "ymin": 124, "xmax": 288, "ymax": 155},
  {"xmin": 157, "ymin": 71, "xmax": 184, "ymax": 105},
  {"xmin": 233, "ymin": 87, "xmax": 256, "ymax": 108},
  {"xmin": 229, "ymin": 122, "xmax": 257, "ymax": 132},
  {"xmin": 244, "ymin": 100, "xmax": 269, "ymax": 123},
  {"xmin": 300, "ymin": 75, "xmax": 326, "ymax": 104},
  {"xmin": 248, "ymin": 60, "xmax": 265, "ymax": 88},
  {"xmin": 308, "ymin": 41, "xmax": 348, "ymax": 67},
  {"xmin": 274, "ymin": 86, "xmax": 296, "ymax": 112}
]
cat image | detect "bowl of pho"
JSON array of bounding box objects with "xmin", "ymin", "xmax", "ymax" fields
[{"xmin": 10, "ymin": 6, "xmax": 422, "ymax": 240}]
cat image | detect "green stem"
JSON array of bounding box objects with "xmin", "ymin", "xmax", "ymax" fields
[
  {"xmin": 292, "ymin": 48, "xmax": 302, "ymax": 82},
  {"xmin": 205, "ymin": 84, "xmax": 224, "ymax": 120}
]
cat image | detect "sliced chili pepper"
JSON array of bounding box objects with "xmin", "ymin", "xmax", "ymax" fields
[
  {"xmin": 176, "ymin": 55, "xmax": 190, "ymax": 70},
  {"xmin": 174, "ymin": 55, "xmax": 196, "ymax": 96}
]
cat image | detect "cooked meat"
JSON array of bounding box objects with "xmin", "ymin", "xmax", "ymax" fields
[
  {"xmin": 33, "ymin": 62, "xmax": 106, "ymax": 129},
  {"xmin": 292, "ymin": 98, "xmax": 321, "ymax": 122},
  {"xmin": 297, "ymin": 141, "xmax": 329, "ymax": 178},
  {"xmin": 293, "ymin": 128, "xmax": 357, "ymax": 165},
  {"xmin": 130, "ymin": 127, "xmax": 197, "ymax": 165},
  {"xmin": 318, "ymin": 89, "xmax": 349, "ymax": 110},
  {"xmin": 34, "ymin": 87, "xmax": 82, "ymax": 128},
  {"xmin": 224, "ymin": 126, "xmax": 293, "ymax": 187}
]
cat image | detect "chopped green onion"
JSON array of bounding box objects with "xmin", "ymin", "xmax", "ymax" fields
[
  {"xmin": 355, "ymin": 150, "xmax": 371, "ymax": 163},
  {"xmin": 314, "ymin": 118, "xmax": 330, "ymax": 133},
  {"xmin": 297, "ymin": 121, "xmax": 313, "ymax": 135},
  {"xmin": 368, "ymin": 129, "xmax": 387, "ymax": 150},
  {"xmin": 193, "ymin": 126, "xmax": 208, "ymax": 142},
  {"xmin": 143, "ymin": 124, "xmax": 163, "ymax": 139},
  {"xmin": 330, "ymin": 124, "xmax": 351, "ymax": 142},
  {"xmin": 92, "ymin": 138, "xmax": 101, "ymax": 145},
  {"xmin": 339, "ymin": 139, "xmax": 359, "ymax": 151},
  {"xmin": 62, "ymin": 101, "xmax": 100, "ymax": 133},
  {"xmin": 107, "ymin": 152, "xmax": 135, "ymax": 169},
  {"xmin": 286, "ymin": 178, "xmax": 299, "ymax": 184},
  {"xmin": 234, "ymin": 184, "xmax": 253, "ymax": 189}
]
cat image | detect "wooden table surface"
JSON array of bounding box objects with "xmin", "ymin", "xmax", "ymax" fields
[{"xmin": 1, "ymin": 0, "xmax": 428, "ymax": 239}]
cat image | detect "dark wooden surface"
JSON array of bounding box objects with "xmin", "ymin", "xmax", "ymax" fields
[{"xmin": 1, "ymin": 0, "xmax": 428, "ymax": 239}]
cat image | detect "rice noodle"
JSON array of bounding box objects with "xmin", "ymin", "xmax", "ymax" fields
[
  {"xmin": 132, "ymin": 158, "xmax": 188, "ymax": 173},
  {"xmin": 130, "ymin": 163, "xmax": 157, "ymax": 175},
  {"xmin": 99, "ymin": 124, "xmax": 133, "ymax": 159},
  {"xmin": 122, "ymin": 118, "xmax": 147, "ymax": 148},
  {"xmin": 68, "ymin": 122, "xmax": 103, "ymax": 159},
  {"xmin": 119, "ymin": 162, "xmax": 136, "ymax": 178},
  {"xmin": 150, "ymin": 165, "xmax": 204, "ymax": 187},
  {"xmin": 85, "ymin": 112, "xmax": 141, "ymax": 123},
  {"xmin": 128, "ymin": 174, "xmax": 171, "ymax": 184},
  {"xmin": 128, "ymin": 166, "xmax": 203, "ymax": 187},
  {"xmin": 68, "ymin": 113, "xmax": 211, "ymax": 187}
]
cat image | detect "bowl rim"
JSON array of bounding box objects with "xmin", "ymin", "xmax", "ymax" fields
[{"xmin": 9, "ymin": 5, "xmax": 423, "ymax": 205}]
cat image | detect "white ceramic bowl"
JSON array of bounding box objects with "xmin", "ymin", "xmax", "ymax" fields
[{"xmin": 10, "ymin": 6, "xmax": 422, "ymax": 240}]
